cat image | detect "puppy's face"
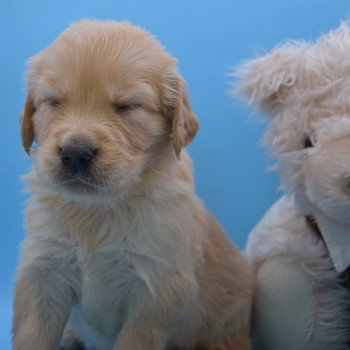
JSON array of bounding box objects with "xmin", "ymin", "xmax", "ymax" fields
[{"xmin": 21, "ymin": 21, "xmax": 198, "ymax": 200}]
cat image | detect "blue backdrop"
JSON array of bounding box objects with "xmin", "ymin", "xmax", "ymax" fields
[{"xmin": 1, "ymin": 1, "xmax": 349, "ymax": 348}]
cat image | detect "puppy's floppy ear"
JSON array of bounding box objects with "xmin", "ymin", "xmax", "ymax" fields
[
  {"xmin": 21, "ymin": 96, "xmax": 36, "ymax": 154},
  {"xmin": 163, "ymin": 74, "xmax": 199, "ymax": 158},
  {"xmin": 234, "ymin": 43, "xmax": 307, "ymax": 113}
]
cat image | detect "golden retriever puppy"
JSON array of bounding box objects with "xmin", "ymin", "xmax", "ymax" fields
[{"xmin": 14, "ymin": 20, "xmax": 253, "ymax": 350}]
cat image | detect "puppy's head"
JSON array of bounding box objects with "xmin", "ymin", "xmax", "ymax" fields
[{"xmin": 21, "ymin": 20, "xmax": 198, "ymax": 199}]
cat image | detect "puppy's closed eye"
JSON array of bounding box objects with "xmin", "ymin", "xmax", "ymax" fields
[
  {"xmin": 113, "ymin": 103, "xmax": 141, "ymax": 115},
  {"xmin": 43, "ymin": 96, "xmax": 62, "ymax": 109},
  {"xmin": 113, "ymin": 94, "xmax": 146, "ymax": 116}
]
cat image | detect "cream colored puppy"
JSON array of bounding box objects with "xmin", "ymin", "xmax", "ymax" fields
[{"xmin": 14, "ymin": 20, "xmax": 253, "ymax": 350}]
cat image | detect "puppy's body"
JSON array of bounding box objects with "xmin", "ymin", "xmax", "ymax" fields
[
  {"xmin": 22, "ymin": 156, "xmax": 250, "ymax": 350},
  {"xmin": 14, "ymin": 21, "xmax": 253, "ymax": 350}
]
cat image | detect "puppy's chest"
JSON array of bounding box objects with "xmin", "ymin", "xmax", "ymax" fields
[
  {"xmin": 70, "ymin": 211, "xmax": 168, "ymax": 336},
  {"xmin": 76, "ymin": 246, "xmax": 138, "ymax": 336},
  {"xmin": 65, "ymin": 204, "xmax": 188, "ymax": 336},
  {"xmin": 78, "ymin": 246, "xmax": 135, "ymax": 293},
  {"xmin": 67, "ymin": 213, "xmax": 138, "ymax": 337}
]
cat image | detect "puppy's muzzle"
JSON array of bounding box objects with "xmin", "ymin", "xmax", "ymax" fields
[{"xmin": 60, "ymin": 141, "xmax": 96, "ymax": 174}]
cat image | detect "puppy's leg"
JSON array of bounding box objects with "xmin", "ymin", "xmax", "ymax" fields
[
  {"xmin": 114, "ymin": 272, "xmax": 193, "ymax": 350},
  {"xmin": 13, "ymin": 243, "xmax": 79, "ymax": 350}
]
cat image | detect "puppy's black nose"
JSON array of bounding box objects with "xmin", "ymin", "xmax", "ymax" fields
[{"xmin": 60, "ymin": 142, "xmax": 95, "ymax": 173}]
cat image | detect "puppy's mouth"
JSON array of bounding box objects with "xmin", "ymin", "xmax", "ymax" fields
[
  {"xmin": 60, "ymin": 175, "xmax": 102, "ymax": 193},
  {"xmin": 40, "ymin": 169, "xmax": 106, "ymax": 194}
]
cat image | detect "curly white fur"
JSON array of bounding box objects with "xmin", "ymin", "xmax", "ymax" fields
[{"xmin": 235, "ymin": 21, "xmax": 350, "ymax": 349}]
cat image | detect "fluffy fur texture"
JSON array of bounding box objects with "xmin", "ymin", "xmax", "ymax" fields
[
  {"xmin": 235, "ymin": 21, "xmax": 350, "ymax": 349},
  {"xmin": 13, "ymin": 20, "xmax": 253, "ymax": 350}
]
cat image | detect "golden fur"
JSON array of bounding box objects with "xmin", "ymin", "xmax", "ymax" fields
[{"xmin": 13, "ymin": 20, "xmax": 253, "ymax": 350}]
